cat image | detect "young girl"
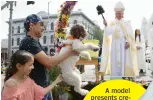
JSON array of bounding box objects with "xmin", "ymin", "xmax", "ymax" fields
[
  {"xmin": 135, "ymin": 29, "xmax": 146, "ymax": 74},
  {"xmin": 2, "ymin": 50, "xmax": 62, "ymax": 100}
]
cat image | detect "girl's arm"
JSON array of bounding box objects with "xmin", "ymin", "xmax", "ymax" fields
[{"xmin": 34, "ymin": 75, "xmax": 62, "ymax": 99}]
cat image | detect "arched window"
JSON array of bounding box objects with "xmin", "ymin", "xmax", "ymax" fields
[
  {"xmin": 12, "ymin": 27, "xmax": 14, "ymax": 34},
  {"xmin": 73, "ymin": 20, "xmax": 77, "ymax": 24},
  {"xmin": 12, "ymin": 50, "xmax": 14, "ymax": 55},
  {"xmin": 17, "ymin": 26, "xmax": 20, "ymax": 33},
  {"xmin": 17, "ymin": 38, "xmax": 20, "ymax": 45},
  {"xmin": 12, "ymin": 38, "xmax": 14, "ymax": 46},
  {"xmin": 50, "ymin": 35, "xmax": 54, "ymax": 44},
  {"xmin": 51, "ymin": 22, "xmax": 54, "ymax": 30}
]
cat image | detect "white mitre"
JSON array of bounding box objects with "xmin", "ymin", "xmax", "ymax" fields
[{"xmin": 114, "ymin": 1, "xmax": 125, "ymax": 12}]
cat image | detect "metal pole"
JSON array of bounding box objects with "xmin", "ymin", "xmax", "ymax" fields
[
  {"xmin": 47, "ymin": 2, "xmax": 50, "ymax": 55},
  {"xmin": 1, "ymin": 2, "xmax": 10, "ymax": 10},
  {"xmin": 47, "ymin": 1, "xmax": 51, "ymax": 55},
  {"xmin": 8, "ymin": 2, "xmax": 13, "ymax": 60}
]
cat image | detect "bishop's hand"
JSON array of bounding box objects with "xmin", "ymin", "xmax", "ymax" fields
[
  {"xmin": 125, "ymin": 42, "xmax": 130, "ymax": 49},
  {"xmin": 103, "ymin": 19, "xmax": 107, "ymax": 26}
]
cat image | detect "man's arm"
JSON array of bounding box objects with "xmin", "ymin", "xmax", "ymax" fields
[
  {"xmin": 35, "ymin": 49, "xmax": 78, "ymax": 69},
  {"xmin": 20, "ymin": 39, "xmax": 78, "ymax": 70}
]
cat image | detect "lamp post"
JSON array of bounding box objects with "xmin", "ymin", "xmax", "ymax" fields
[
  {"xmin": 47, "ymin": 1, "xmax": 51, "ymax": 55},
  {"xmin": 3, "ymin": 1, "xmax": 35, "ymax": 61},
  {"xmin": 8, "ymin": 1, "xmax": 14, "ymax": 60}
]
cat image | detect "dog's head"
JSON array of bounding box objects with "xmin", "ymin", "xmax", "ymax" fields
[{"xmin": 70, "ymin": 24, "xmax": 87, "ymax": 41}]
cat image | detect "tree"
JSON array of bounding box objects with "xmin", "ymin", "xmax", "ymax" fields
[{"xmin": 92, "ymin": 26, "xmax": 104, "ymax": 46}]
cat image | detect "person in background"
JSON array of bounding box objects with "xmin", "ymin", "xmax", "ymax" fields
[
  {"xmin": 148, "ymin": 22, "xmax": 153, "ymax": 75},
  {"xmin": 135, "ymin": 29, "xmax": 146, "ymax": 75}
]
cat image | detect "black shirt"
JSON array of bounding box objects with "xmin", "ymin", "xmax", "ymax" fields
[{"xmin": 19, "ymin": 35, "xmax": 49, "ymax": 87}]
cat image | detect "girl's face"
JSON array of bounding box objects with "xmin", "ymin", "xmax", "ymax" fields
[
  {"xmin": 136, "ymin": 29, "xmax": 140, "ymax": 35},
  {"xmin": 22, "ymin": 56, "xmax": 34, "ymax": 76}
]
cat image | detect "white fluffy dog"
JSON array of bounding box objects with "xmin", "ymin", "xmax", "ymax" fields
[{"xmin": 59, "ymin": 25, "xmax": 99, "ymax": 95}]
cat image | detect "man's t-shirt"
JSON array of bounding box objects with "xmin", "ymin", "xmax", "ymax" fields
[{"xmin": 19, "ymin": 35, "xmax": 49, "ymax": 87}]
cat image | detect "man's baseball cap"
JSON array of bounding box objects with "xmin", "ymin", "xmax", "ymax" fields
[{"xmin": 24, "ymin": 14, "xmax": 43, "ymax": 31}]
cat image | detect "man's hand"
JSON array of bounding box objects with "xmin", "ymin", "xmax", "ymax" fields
[
  {"xmin": 103, "ymin": 19, "xmax": 107, "ymax": 26},
  {"xmin": 125, "ymin": 42, "xmax": 130, "ymax": 49}
]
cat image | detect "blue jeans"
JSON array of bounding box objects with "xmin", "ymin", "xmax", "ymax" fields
[{"xmin": 42, "ymin": 92, "xmax": 53, "ymax": 100}]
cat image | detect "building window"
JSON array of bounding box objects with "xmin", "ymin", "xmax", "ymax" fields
[
  {"xmin": 12, "ymin": 27, "xmax": 14, "ymax": 34},
  {"xmin": 85, "ymin": 23, "xmax": 87, "ymax": 29},
  {"xmin": 88, "ymin": 25, "xmax": 90, "ymax": 32},
  {"xmin": 73, "ymin": 20, "xmax": 77, "ymax": 24},
  {"xmin": 12, "ymin": 50, "xmax": 14, "ymax": 55},
  {"xmin": 5, "ymin": 53, "xmax": 7, "ymax": 59},
  {"xmin": 12, "ymin": 38, "xmax": 14, "ymax": 46},
  {"xmin": 17, "ymin": 38, "xmax": 20, "ymax": 45},
  {"xmin": 17, "ymin": 26, "xmax": 20, "ymax": 33},
  {"xmin": 50, "ymin": 35, "xmax": 54, "ymax": 44},
  {"xmin": 24, "ymin": 29, "xmax": 26, "ymax": 32},
  {"xmin": 44, "ymin": 25, "xmax": 47, "ymax": 31},
  {"xmin": 51, "ymin": 22, "xmax": 54, "ymax": 30},
  {"xmin": 43, "ymin": 36, "xmax": 47, "ymax": 44},
  {"xmin": 82, "ymin": 21, "xmax": 85, "ymax": 25}
]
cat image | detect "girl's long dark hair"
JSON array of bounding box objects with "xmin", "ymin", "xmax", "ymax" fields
[
  {"xmin": 4, "ymin": 50, "xmax": 33, "ymax": 82},
  {"xmin": 135, "ymin": 29, "xmax": 141, "ymax": 42}
]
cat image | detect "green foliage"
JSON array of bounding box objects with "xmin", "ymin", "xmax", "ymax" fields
[
  {"xmin": 48, "ymin": 66, "xmax": 72, "ymax": 99},
  {"xmin": 92, "ymin": 26, "xmax": 104, "ymax": 46},
  {"xmin": 49, "ymin": 65, "xmax": 60, "ymax": 82}
]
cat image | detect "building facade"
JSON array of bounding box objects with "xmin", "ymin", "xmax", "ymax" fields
[
  {"xmin": 9, "ymin": 10, "xmax": 97, "ymax": 55},
  {"xmin": 1, "ymin": 39, "xmax": 8, "ymax": 63}
]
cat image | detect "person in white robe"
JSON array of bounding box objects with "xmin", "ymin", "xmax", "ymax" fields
[
  {"xmin": 135, "ymin": 29, "xmax": 146, "ymax": 74},
  {"xmin": 100, "ymin": 1, "xmax": 139, "ymax": 79},
  {"xmin": 148, "ymin": 27, "xmax": 153, "ymax": 75},
  {"xmin": 140, "ymin": 81, "xmax": 153, "ymax": 100}
]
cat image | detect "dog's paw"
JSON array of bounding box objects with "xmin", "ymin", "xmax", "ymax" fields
[
  {"xmin": 92, "ymin": 46, "xmax": 99, "ymax": 52},
  {"xmin": 93, "ymin": 48, "xmax": 99, "ymax": 52},
  {"xmin": 79, "ymin": 89, "xmax": 89, "ymax": 96},
  {"xmin": 81, "ymin": 82, "xmax": 88, "ymax": 87}
]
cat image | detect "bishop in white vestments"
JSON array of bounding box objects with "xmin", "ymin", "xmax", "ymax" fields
[{"xmin": 100, "ymin": 1, "xmax": 139, "ymax": 78}]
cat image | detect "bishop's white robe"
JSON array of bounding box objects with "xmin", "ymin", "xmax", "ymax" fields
[
  {"xmin": 148, "ymin": 28, "xmax": 153, "ymax": 71},
  {"xmin": 100, "ymin": 19, "xmax": 139, "ymax": 77},
  {"xmin": 136, "ymin": 36, "xmax": 146, "ymax": 71}
]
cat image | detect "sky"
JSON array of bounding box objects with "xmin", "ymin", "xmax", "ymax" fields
[{"xmin": 1, "ymin": 0, "xmax": 153, "ymax": 40}]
